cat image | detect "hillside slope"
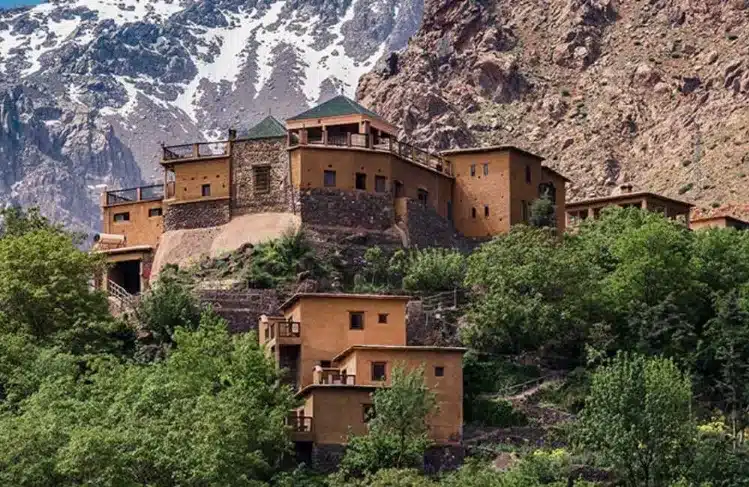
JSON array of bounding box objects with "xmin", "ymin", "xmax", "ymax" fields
[{"xmin": 357, "ymin": 0, "xmax": 749, "ymax": 214}]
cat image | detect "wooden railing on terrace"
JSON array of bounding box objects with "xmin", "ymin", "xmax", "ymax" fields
[
  {"xmin": 291, "ymin": 132, "xmax": 453, "ymax": 177},
  {"xmin": 317, "ymin": 369, "xmax": 356, "ymax": 385},
  {"xmin": 105, "ymin": 184, "xmax": 164, "ymax": 206},
  {"xmin": 265, "ymin": 320, "xmax": 301, "ymax": 340},
  {"xmin": 161, "ymin": 141, "xmax": 230, "ymax": 162},
  {"xmin": 286, "ymin": 415, "xmax": 313, "ymax": 433}
]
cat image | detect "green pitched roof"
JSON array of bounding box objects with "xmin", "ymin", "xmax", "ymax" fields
[
  {"xmin": 287, "ymin": 95, "xmax": 384, "ymax": 122},
  {"xmin": 247, "ymin": 116, "xmax": 287, "ymax": 139}
]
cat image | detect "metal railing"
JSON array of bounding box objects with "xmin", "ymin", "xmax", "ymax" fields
[
  {"xmin": 286, "ymin": 415, "xmax": 313, "ymax": 433},
  {"xmin": 162, "ymin": 141, "xmax": 230, "ymax": 161},
  {"xmin": 105, "ymin": 184, "xmax": 164, "ymax": 205}
]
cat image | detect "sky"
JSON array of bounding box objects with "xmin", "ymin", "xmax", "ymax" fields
[{"xmin": 0, "ymin": 0, "xmax": 43, "ymax": 9}]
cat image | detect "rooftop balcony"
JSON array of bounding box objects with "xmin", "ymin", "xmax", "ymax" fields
[
  {"xmin": 264, "ymin": 320, "xmax": 301, "ymax": 341},
  {"xmin": 315, "ymin": 368, "xmax": 356, "ymax": 386},
  {"xmin": 104, "ymin": 184, "xmax": 164, "ymax": 206},
  {"xmin": 161, "ymin": 141, "xmax": 231, "ymax": 163},
  {"xmin": 286, "ymin": 415, "xmax": 314, "ymax": 442},
  {"xmin": 290, "ymin": 132, "xmax": 453, "ymax": 177}
]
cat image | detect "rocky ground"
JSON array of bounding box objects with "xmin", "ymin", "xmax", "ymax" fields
[{"xmin": 357, "ymin": 0, "xmax": 749, "ymax": 218}]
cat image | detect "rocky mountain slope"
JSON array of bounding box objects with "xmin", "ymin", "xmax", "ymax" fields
[
  {"xmin": 358, "ymin": 0, "xmax": 749, "ymax": 215},
  {"xmin": 0, "ymin": 0, "xmax": 422, "ymax": 231}
]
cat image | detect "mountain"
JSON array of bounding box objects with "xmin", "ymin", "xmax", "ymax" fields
[
  {"xmin": 357, "ymin": 0, "xmax": 749, "ymax": 216},
  {"xmin": 0, "ymin": 0, "xmax": 423, "ymax": 232}
]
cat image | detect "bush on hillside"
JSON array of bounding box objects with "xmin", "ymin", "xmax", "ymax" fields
[{"xmin": 403, "ymin": 248, "xmax": 466, "ymax": 293}]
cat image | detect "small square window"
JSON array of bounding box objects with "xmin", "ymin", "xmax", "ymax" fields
[
  {"xmin": 484, "ymin": 205, "xmax": 490, "ymax": 217},
  {"xmin": 525, "ymin": 165, "xmax": 532, "ymax": 184},
  {"xmin": 320, "ymin": 360, "xmax": 331, "ymax": 368},
  {"xmin": 483, "ymin": 163, "xmax": 489, "ymax": 176},
  {"xmin": 355, "ymin": 173, "xmax": 367, "ymax": 190},
  {"xmin": 417, "ymin": 189, "xmax": 428, "ymax": 206},
  {"xmin": 375, "ymin": 175, "xmax": 387, "ymax": 193},
  {"xmin": 470, "ymin": 164, "xmax": 476, "ymax": 177},
  {"xmin": 371, "ymin": 362, "xmax": 387, "ymax": 381},
  {"xmin": 201, "ymin": 184, "xmax": 211, "ymax": 197},
  {"xmin": 378, "ymin": 313, "xmax": 388, "ymax": 324},
  {"xmin": 113, "ymin": 212, "xmax": 130, "ymax": 222},
  {"xmin": 471, "ymin": 207, "xmax": 477, "ymax": 219},
  {"xmin": 435, "ymin": 366, "xmax": 445, "ymax": 377},
  {"xmin": 254, "ymin": 166, "xmax": 271, "ymax": 194},
  {"xmin": 148, "ymin": 207, "xmax": 163, "ymax": 217},
  {"xmin": 362, "ymin": 404, "xmax": 375, "ymax": 423},
  {"xmin": 349, "ymin": 311, "xmax": 364, "ymax": 330},
  {"xmin": 324, "ymin": 170, "xmax": 336, "ymax": 187}
]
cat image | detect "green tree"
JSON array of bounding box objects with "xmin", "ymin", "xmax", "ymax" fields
[
  {"xmin": 339, "ymin": 365, "xmax": 436, "ymax": 478},
  {"xmin": 403, "ymin": 248, "xmax": 466, "ymax": 293},
  {"xmin": 0, "ymin": 312, "xmax": 297, "ymax": 487},
  {"xmin": 134, "ymin": 267, "xmax": 201, "ymax": 361},
  {"xmin": 245, "ymin": 228, "xmax": 326, "ymax": 289},
  {"xmin": 577, "ymin": 353, "xmax": 694, "ymax": 487},
  {"xmin": 528, "ymin": 197, "xmax": 555, "ymax": 229},
  {"xmin": 0, "ymin": 206, "xmax": 59, "ymax": 237}
]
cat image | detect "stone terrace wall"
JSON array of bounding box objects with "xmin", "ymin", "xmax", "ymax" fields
[
  {"xmin": 231, "ymin": 138, "xmax": 292, "ymax": 214},
  {"xmin": 403, "ymin": 198, "xmax": 463, "ymax": 249},
  {"xmin": 297, "ymin": 188, "xmax": 394, "ymax": 230},
  {"xmin": 164, "ymin": 199, "xmax": 231, "ymax": 230},
  {"xmin": 197, "ymin": 289, "xmax": 280, "ymax": 334}
]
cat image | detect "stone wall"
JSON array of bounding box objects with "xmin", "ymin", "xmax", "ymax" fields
[
  {"xmin": 403, "ymin": 198, "xmax": 463, "ymax": 249},
  {"xmin": 197, "ymin": 289, "xmax": 280, "ymax": 333},
  {"xmin": 311, "ymin": 443, "xmax": 347, "ymax": 473},
  {"xmin": 424, "ymin": 445, "xmax": 465, "ymax": 474},
  {"xmin": 231, "ymin": 138, "xmax": 292, "ymax": 214},
  {"xmin": 164, "ymin": 199, "xmax": 231, "ymax": 231},
  {"xmin": 297, "ymin": 188, "xmax": 394, "ymax": 230}
]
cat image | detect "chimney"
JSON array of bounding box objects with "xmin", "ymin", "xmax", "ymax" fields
[
  {"xmin": 620, "ymin": 183, "xmax": 633, "ymax": 194},
  {"xmin": 228, "ymin": 129, "xmax": 237, "ymax": 141}
]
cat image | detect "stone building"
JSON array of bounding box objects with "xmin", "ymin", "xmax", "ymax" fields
[{"xmin": 258, "ymin": 293, "xmax": 465, "ymax": 471}]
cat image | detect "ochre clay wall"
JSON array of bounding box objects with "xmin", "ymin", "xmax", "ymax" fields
[
  {"xmin": 103, "ymin": 200, "xmax": 164, "ymax": 248},
  {"xmin": 172, "ymin": 157, "xmax": 230, "ymax": 202}
]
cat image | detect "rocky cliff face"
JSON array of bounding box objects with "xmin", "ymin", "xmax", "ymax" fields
[
  {"xmin": 0, "ymin": 0, "xmax": 423, "ymax": 232},
  {"xmin": 358, "ymin": 0, "xmax": 749, "ymax": 215}
]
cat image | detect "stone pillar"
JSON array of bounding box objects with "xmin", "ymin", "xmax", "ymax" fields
[
  {"xmin": 346, "ymin": 133, "xmax": 352, "ymax": 147},
  {"xmin": 322, "ymin": 127, "xmax": 328, "ymax": 145},
  {"xmin": 300, "ymin": 129, "xmax": 308, "ymax": 145},
  {"xmin": 136, "ymin": 186, "xmax": 142, "ymax": 202},
  {"xmin": 192, "ymin": 143, "xmax": 199, "ymax": 157}
]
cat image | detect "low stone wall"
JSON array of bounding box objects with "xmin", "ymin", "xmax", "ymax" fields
[
  {"xmin": 197, "ymin": 289, "xmax": 280, "ymax": 334},
  {"xmin": 424, "ymin": 444, "xmax": 465, "ymax": 474},
  {"xmin": 297, "ymin": 188, "xmax": 394, "ymax": 230},
  {"xmin": 311, "ymin": 443, "xmax": 347, "ymax": 473},
  {"xmin": 164, "ymin": 199, "xmax": 231, "ymax": 231}
]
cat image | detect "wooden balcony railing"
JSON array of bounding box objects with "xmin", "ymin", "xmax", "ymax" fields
[
  {"xmin": 291, "ymin": 132, "xmax": 453, "ymax": 177},
  {"xmin": 105, "ymin": 184, "xmax": 164, "ymax": 206},
  {"xmin": 162, "ymin": 141, "xmax": 230, "ymax": 162},
  {"xmin": 317, "ymin": 369, "xmax": 356, "ymax": 385},
  {"xmin": 266, "ymin": 320, "xmax": 301, "ymax": 340},
  {"xmin": 286, "ymin": 415, "xmax": 313, "ymax": 433}
]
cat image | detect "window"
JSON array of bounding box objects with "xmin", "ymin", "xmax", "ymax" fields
[
  {"xmin": 447, "ymin": 201, "xmax": 453, "ymax": 221},
  {"xmin": 521, "ymin": 200, "xmax": 529, "ymax": 222},
  {"xmin": 525, "ymin": 165, "xmax": 532, "ymax": 184},
  {"xmin": 324, "ymin": 170, "xmax": 336, "ymax": 187},
  {"xmin": 470, "ymin": 164, "xmax": 476, "ymax": 177},
  {"xmin": 371, "ymin": 362, "xmax": 387, "ymax": 381},
  {"xmin": 417, "ymin": 189, "xmax": 428, "ymax": 206},
  {"xmin": 484, "ymin": 205, "xmax": 490, "ymax": 217},
  {"xmin": 378, "ymin": 313, "xmax": 388, "ymax": 324},
  {"xmin": 148, "ymin": 207, "xmax": 163, "ymax": 217},
  {"xmin": 349, "ymin": 312, "xmax": 364, "ymax": 330},
  {"xmin": 201, "ymin": 184, "xmax": 211, "ymax": 197},
  {"xmin": 483, "ymin": 163, "xmax": 489, "ymax": 176},
  {"xmin": 362, "ymin": 404, "xmax": 375, "ymax": 423},
  {"xmin": 471, "ymin": 207, "xmax": 477, "ymax": 219},
  {"xmin": 375, "ymin": 175, "xmax": 387, "ymax": 193},
  {"xmin": 355, "ymin": 173, "xmax": 367, "ymax": 190},
  {"xmin": 254, "ymin": 166, "xmax": 271, "ymax": 194},
  {"xmin": 435, "ymin": 366, "xmax": 445, "ymax": 377},
  {"xmin": 320, "ymin": 360, "xmax": 331, "ymax": 368},
  {"xmin": 113, "ymin": 212, "xmax": 130, "ymax": 222}
]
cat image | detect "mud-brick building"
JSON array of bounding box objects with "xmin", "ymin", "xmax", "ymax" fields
[
  {"xmin": 565, "ymin": 184, "xmax": 694, "ymax": 228},
  {"xmin": 258, "ymin": 293, "xmax": 465, "ymax": 471},
  {"xmin": 95, "ymin": 95, "xmax": 571, "ymax": 296},
  {"xmin": 691, "ymin": 215, "xmax": 749, "ymax": 231}
]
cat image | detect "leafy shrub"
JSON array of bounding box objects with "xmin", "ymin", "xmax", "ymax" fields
[
  {"xmin": 244, "ymin": 228, "xmax": 328, "ymax": 289},
  {"xmin": 678, "ymin": 183, "xmax": 694, "ymax": 195},
  {"xmin": 403, "ymin": 248, "xmax": 466, "ymax": 293},
  {"xmin": 465, "ymin": 398, "xmax": 527, "ymax": 427}
]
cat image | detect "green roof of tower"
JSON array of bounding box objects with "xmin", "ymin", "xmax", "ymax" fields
[
  {"xmin": 287, "ymin": 95, "xmax": 384, "ymax": 122},
  {"xmin": 247, "ymin": 115, "xmax": 287, "ymax": 139}
]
